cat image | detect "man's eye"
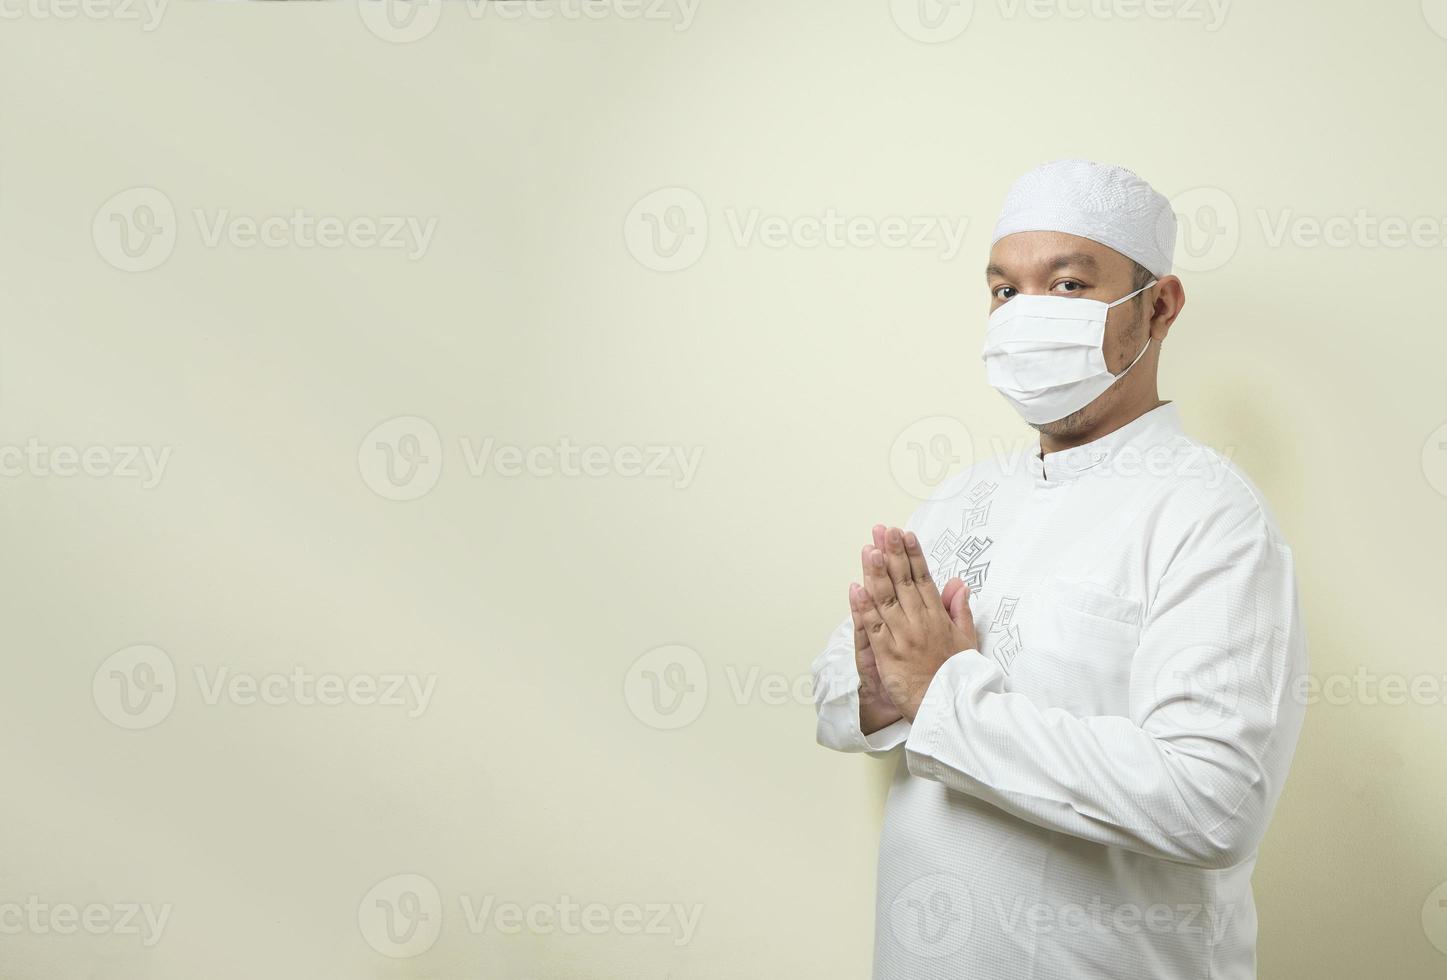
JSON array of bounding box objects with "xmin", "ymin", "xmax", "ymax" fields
[
  {"xmin": 993, "ymin": 286, "xmax": 1017, "ymax": 301},
  {"xmin": 1052, "ymin": 280, "xmax": 1085, "ymax": 294}
]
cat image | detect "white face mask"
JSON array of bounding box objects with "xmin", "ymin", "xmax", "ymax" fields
[{"xmin": 980, "ymin": 280, "xmax": 1157, "ymax": 425}]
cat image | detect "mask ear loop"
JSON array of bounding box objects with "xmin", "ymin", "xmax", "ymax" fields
[
  {"xmin": 1113, "ymin": 335, "xmax": 1153, "ymax": 380},
  {"xmin": 1105, "ymin": 278, "xmax": 1159, "ymax": 309},
  {"xmin": 1109, "ymin": 278, "xmax": 1160, "ymax": 379}
]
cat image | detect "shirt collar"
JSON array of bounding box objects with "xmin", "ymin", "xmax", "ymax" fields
[{"xmin": 1034, "ymin": 401, "xmax": 1183, "ymax": 484}]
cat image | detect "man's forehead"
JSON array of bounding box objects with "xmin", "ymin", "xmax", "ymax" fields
[{"xmin": 986, "ymin": 231, "xmax": 1132, "ymax": 277}]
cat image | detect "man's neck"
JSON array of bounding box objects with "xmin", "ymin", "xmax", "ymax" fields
[{"xmin": 1038, "ymin": 397, "xmax": 1168, "ymax": 456}]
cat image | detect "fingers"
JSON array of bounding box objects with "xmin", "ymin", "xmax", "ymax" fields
[
  {"xmin": 849, "ymin": 583, "xmax": 872, "ymax": 654},
  {"xmin": 849, "ymin": 581, "xmax": 893, "ymax": 652},
  {"xmin": 903, "ymin": 530, "xmax": 941, "ymax": 604},
  {"xmin": 874, "ymin": 526, "xmax": 924, "ymax": 615},
  {"xmin": 862, "ymin": 543, "xmax": 909, "ymax": 630}
]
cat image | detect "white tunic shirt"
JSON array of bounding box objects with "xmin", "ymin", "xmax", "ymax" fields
[{"xmin": 812, "ymin": 402, "xmax": 1307, "ymax": 979}]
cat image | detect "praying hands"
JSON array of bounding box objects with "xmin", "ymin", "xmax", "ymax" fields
[{"xmin": 849, "ymin": 524, "xmax": 980, "ymax": 727}]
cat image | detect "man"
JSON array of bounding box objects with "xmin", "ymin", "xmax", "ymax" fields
[{"xmin": 811, "ymin": 159, "xmax": 1307, "ymax": 979}]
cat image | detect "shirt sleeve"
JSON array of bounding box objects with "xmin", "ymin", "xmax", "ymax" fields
[
  {"xmin": 902, "ymin": 507, "xmax": 1309, "ymax": 869},
  {"xmin": 811, "ymin": 612, "xmax": 912, "ymax": 756}
]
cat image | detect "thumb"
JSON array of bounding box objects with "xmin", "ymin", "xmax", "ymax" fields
[
  {"xmin": 940, "ymin": 577, "xmax": 960, "ymax": 608},
  {"xmin": 948, "ymin": 580, "xmax": 971, "ymax": 628}
]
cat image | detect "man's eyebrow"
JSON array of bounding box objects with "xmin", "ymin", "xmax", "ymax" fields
[
  {"xmin": 985, "ymin": 252, "xmax": 1101, "ymax": 280},
  {"xmin": 1050, "ymin": 252, "xmax": 1100, "ymax": 272}
]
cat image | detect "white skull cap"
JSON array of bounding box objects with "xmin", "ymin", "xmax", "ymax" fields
[{"xmin": 991, "ymin": 159, "xmax": 1178, "ymax": 277}]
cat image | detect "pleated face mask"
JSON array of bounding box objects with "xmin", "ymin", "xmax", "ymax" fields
[{"xmin": 980, "ymin": 280, "xmax": 1156, "ymax": 425}]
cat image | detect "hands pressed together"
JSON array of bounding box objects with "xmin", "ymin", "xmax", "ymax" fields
[{"xmin": 850, "ymin": 524, "xmax": 980, "ymax": 730}]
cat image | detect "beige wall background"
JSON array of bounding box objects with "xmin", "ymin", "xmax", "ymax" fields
[{"xmin": 1, "ymin": 1, "xmax": 1445, "ymax": 977}]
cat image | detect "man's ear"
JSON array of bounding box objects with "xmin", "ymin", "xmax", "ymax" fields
[{"xmin": 1150, "ymin": 275, "xmax": 1185, "ymax": 341}]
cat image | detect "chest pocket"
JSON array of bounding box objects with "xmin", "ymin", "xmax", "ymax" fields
[{"xmin": 1014, "ymin": 575, "xmax": 1143, "ymax": 717}]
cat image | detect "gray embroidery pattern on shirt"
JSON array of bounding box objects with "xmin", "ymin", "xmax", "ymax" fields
[
  {"xmin": 992, "ymin": 595, "xmax": 1023, "ymax": 675},
  {"xmin": 991, "ymin": 595, "xmax": 1020, "ymax": 632},
  {"xmin": 929, "ymin": 479, "xmax": 999, "ymax": 596}
]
